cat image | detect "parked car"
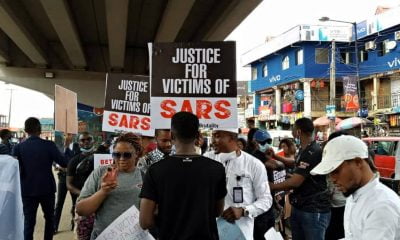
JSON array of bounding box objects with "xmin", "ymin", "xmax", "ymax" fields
[{"xmin": 362, "ymin": 137, "xmax": 400, "ymax": 178}]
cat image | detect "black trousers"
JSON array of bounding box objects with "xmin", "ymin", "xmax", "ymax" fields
[
  {"xmin": 325, "ymin": 206, "xmax": 345, "ymax": 240},
  {"xmin": 54, "ymin": 172, "xmax": 78, "ymax": 231},
  {"xmin": 22, "ymin": 194, "xmax": 55, "ymax": 240},
  {"xmin": 254, "ymin": 207, "xmax": 275, "ymax": 240}
]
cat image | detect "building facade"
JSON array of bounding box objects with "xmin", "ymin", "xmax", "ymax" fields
[{"xmin": 242, "ymin": 7, "xmax": 400, "ymax": 134}]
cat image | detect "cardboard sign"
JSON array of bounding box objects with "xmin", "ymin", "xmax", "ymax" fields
[
  {"xmin": 149, "ymin": 42, "xmax": 238, "ymax": 129},
  {"xmin": 95, "ymin": 205, "xmax": 154, "ymax": 240},
  {"xmin": 264, "ymin": 227, "xmax": 284, "ymax": 240},
  {"xmin": 217, "ymin": 218, "xmax": 246, "ymax": 240},
  {"xmin": 102, "ymin": 73, "xmax": 152, "ymax": 135},
  {"xmin": 54, "ymin": 85, "xmax": 78, "ymax": 134},
  {"xmin": 94, "ymin": 154, "xmax": 113, "ymax": 169}
]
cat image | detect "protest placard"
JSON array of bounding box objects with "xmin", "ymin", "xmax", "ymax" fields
[
  {"xmin": 149, "ymin": 42, "xmax": 238, "ymax": 129},
  {"xmin": 96, "ymin": 205, "xmax": 154, "ymax": 240},
  {"xmin": 102, "ymin": 73, "xmax": 152, "ymax": 135},
  {"xmin": 54, "ymin": 85, "xmax": 78, "ymax": 134},
  {"xmin": 94, "ymin": 154, "xmax": 113, "ymax": 169},
  {"xmin": 264, "ymin": 227, "xmax": 284, "ymax": 240},
  {"xmin": 217, "ymin": 218, "xmax": 246, "ymax": 240}
]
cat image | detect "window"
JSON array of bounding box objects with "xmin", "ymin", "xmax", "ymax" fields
[
  {"xmin": 295, "ymin": 49, "xmax": 303, "ymax": 65},
  {"xmin": 377, "ymin": 39, "xmax": 390, "ymax": 57},
  {"xmin": 282, "ymin": 56, "xmax": 290, "ymax": 70},
  {"xmin": 251, "ymin": 67, "xmax": 257, "ymax": 80},
  {"xmin": 315, "ymin": 48, "xmax": 329, "ymax": 64},
  {"xmin": 262, "ymin": 64, "xmax": 268, "ymax": 77},
  {"xmin": 340, "ymin": 51, "xmax": 353, "ymax": 64},
  {"xmin": 359, "ymin": 50, "xmax": 368, "ymax": 62}
]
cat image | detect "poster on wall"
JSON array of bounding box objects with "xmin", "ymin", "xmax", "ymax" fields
[
  {"xmin": 343, "ymin": 76, "xmax": 360, "ymax": 112},
  {"xmin": 102, "ymin": 73, "xmax": 153, "ymax": 136},
  {"xmin": 149, "ymin": 42, "xmax": 238, "ymax": 129}
]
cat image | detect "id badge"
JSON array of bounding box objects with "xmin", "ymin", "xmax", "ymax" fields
[{"xmin": 233, "ymin": 187, "xmax": 243, "ymax": 203}]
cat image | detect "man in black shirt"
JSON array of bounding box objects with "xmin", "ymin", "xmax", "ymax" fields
[
  {"xmin": 270, "ymin": 118, "xmax": 330, "ymax": 240},
  {"xmin": 140, "ymin": 111, "xmax": 227, "ymax": 240}
]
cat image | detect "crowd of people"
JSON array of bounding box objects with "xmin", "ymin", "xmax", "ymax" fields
[{"xmin": 0, "ymin": 113, "xmax": 400, "ymax": 240}]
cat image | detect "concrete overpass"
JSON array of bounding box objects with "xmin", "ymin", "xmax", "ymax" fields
[{"xmin": 0, "ymin": 0, "xmax": 261, "ymax": 107}]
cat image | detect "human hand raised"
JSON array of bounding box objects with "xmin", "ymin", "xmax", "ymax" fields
[{"xmin": 100, "ymin": 167, "xmax": 118, "ymax": 194}]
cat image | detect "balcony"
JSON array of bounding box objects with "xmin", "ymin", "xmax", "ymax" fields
[
  {"xmin": 311, "ymin": 97, "xmax": 343, "ymax": 112},
  {"xmin": 364, "ymin": 95, "xmax": 392, "ymax": 110}
]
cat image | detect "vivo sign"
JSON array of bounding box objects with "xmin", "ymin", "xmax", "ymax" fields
[
  {"xmin": 269, "ymin": 75, "xmax": 281, "ymax": 83},
  {"xmin": 388, "ymin": 57, "xmax": 400, "ymax": 68}
]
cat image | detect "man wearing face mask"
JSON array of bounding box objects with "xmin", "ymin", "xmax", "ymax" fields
[
  {"xmin": 67, "ymin": 132, "xmax": 96, "ymax": 239},
  {"xmin": 204, "ymin": 129, "xmax": 272, "ymax": 240},
  {"xmin": 270, "ymin": 118, "xmax": 330, "ymax": 240}
]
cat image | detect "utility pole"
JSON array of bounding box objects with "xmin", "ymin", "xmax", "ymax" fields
[
  {"xmin": 329, "ymin": 40, "xmax": 336, "ymax": 133},
  {"xmin": 6, "ymin": 89, "xmax": 13, "ymax": 127}
]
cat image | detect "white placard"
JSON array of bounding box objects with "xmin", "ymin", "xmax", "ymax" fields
[
  {"xmin": 94, "ymin": 154, "xmax": 113, "ymax": 169},
  {"xmin": 96, "ymin": 205, "xmax": 154, "ymax": 240}
]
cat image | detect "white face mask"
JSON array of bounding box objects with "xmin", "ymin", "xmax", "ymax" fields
[
  {"xmin": 258, "ymin": 143, "xmax": 270, "ymax": 153},
  {"xmin": 219, "ymin": 151, "xmax": 237, "ymax": 162}
]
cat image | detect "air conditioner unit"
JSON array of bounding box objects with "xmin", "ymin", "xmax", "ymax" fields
[
  {"xmin": 395, "ymin": 31, "xmax": 400, "ymax": 41},
  {"xmin": 365, "ymin": 41, "xmax": 376, "ymax": 50}
]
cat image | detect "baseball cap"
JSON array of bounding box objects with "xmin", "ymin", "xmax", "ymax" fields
[
  {"xmin": 311, "ymin": 135, "xmax": 369, "ymax": 175},
  {"xmin": 253, "ymin": 130, "xmax": 271, "ymax": 142}
]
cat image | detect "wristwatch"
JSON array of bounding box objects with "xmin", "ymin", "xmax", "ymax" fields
[{"xmin": 242, "ymin": 207, "xmax": 250, "ymax": 217}]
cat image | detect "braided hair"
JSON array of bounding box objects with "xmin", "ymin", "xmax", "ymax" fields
[{"xmin": 114, "ymin": 132, "xmax": 143, "ymax": 157}]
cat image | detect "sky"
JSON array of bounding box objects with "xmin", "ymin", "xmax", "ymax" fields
[{"xmin": 0, "ymin": 0, "xmax": 399, "ymax": 127}]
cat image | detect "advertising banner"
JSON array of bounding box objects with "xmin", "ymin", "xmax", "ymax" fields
[
  {"xmin": 149, "ymin": 42, "xmax": 238, "ymax": 129},
  {"xmin": 102, "ymin": 73, "xmax": 153, "ymax": 136},
  {"xmin": 343, "ymin": 76, "xmax": 360, "ymax": 111}
]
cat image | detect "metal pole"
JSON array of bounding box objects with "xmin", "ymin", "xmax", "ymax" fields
[
  {"xmin": 7, "ymin": 89, "xmax": 13, "ymax": 127},
  {"xmin": 330, "ymin": 41, "xmax": 336, "ymax": 133},
  {"xmin": 353, "ymin": 22, "xmax": 363, "ymax": 132}
]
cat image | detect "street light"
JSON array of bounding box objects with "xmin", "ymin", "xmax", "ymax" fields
[{"xmin": 319, "ymin": 17, "xmax": 361, "ymax": 114}]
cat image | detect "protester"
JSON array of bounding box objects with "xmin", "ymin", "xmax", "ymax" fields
[
  {"xmin": 140, "ymin": 112, "xmax": 227, "ymax": 239},
  {"xmin": 270, "ymin": 118, "xmax": 330, "ymax": 240},
  {"xmin": 12, "ymin": 117, "xmax": 67, "ymax": 240},
  {"xmin": 95, "ymin": 140, "xmax": 111, "ymax": 154},
  {"xmin": 312, "ymin": 135, "xmax": 400, "ymax": 239},
  {"xmin": 249, "ymin": 129, "xmax": 279, "ymax": 240},
  {"xmin": 141, "ymin": 135, "xmax": 156, "ymax": 155},
  {"xmin": 237, "ymin": 138, "xmax": 247, "ymax": 151},
  {"xmin": 0, "ymin": 129, "xmax": 13, "ymax": 154},
  {"xmin": 204, "ymin": 128, "xmax": 272, "ymax": 240},
  {"xmin": 244, "ymin": 127, "xmax": 258, "ymax": 154},
  {"xmin": 273, "ymin": 138, "xmax": 296, "ymax": 168},
  {"xmin": 76, "ymin": 132, "xmax": 143, "ymax": 239},
  {"xmin": 137, "ymin": 129, "xmax": 172, "ymax": 173},
  {"xmin": 53, "ymin": 133, "xmax": 81, "ymax": 234},
  {"xmin": 0, "ymin": 150, "xmax": 24, "ymax": 239},
  {"xmin": 66, "ymin": 132, "xmax": 96, "ymax": 239}
]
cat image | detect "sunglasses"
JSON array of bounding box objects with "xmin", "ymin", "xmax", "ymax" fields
[
  {"xmin": 112, "ymin": 152, "xmax": 134, "ymax": 159},
  {"xmin": 80, "ymin": 137, "xmax": 92, "ymax": 142}
]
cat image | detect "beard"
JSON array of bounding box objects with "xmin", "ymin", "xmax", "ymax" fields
[{"xmin": 342, "ymin": 185, "xmax": 360, "ymax": 197}]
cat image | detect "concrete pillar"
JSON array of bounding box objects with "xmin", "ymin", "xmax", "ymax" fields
[
  {"xmin": 274, "ymin": 87, "xmax": 281, "ymax": 116},
  {"xmin": 303, "ymin": 79, "xmax": 312, "ymax": 118},
  {"xmin": 372, "ymin": 76, "xmax": 379, "ymax": 111}
]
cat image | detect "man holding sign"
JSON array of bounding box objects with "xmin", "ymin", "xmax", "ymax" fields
[{"xmin": 140, "ymin": 112, "xmax": 227, "ymax": 239}]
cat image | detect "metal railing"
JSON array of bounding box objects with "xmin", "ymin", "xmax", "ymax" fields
[{"xmin": 392, "ymin": 93, "xmax": 400, "ymax": 108}]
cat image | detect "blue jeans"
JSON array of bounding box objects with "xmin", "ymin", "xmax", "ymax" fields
[{"xmin": 290, "ymin": 207, "xmax": 331, "ymax": 240}]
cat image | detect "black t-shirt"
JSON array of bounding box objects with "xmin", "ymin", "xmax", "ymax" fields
[
  {"xmin": 290, "ymin": 141, "xmax": 330, "ymax": 212},
  {"xmin": 67, "ymin": 153, "xmax": 94, "ymax": 190},
  {"xmin": 140, "ymin": 155, "xmax": 227, "ymax": 240}
]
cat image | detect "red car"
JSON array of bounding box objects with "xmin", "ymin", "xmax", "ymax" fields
[{"xmin": 362, "ymin": 137, "xmax": 400, "ymax": 178}]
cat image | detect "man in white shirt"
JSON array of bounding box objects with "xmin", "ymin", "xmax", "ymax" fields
[
  {"xmin": 204, "ymin": 129, "xmax": 273, "ymax": 240},
  {"xmin": 311, "ymin": 135, "xmax": 400, "ymax": 240}
]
